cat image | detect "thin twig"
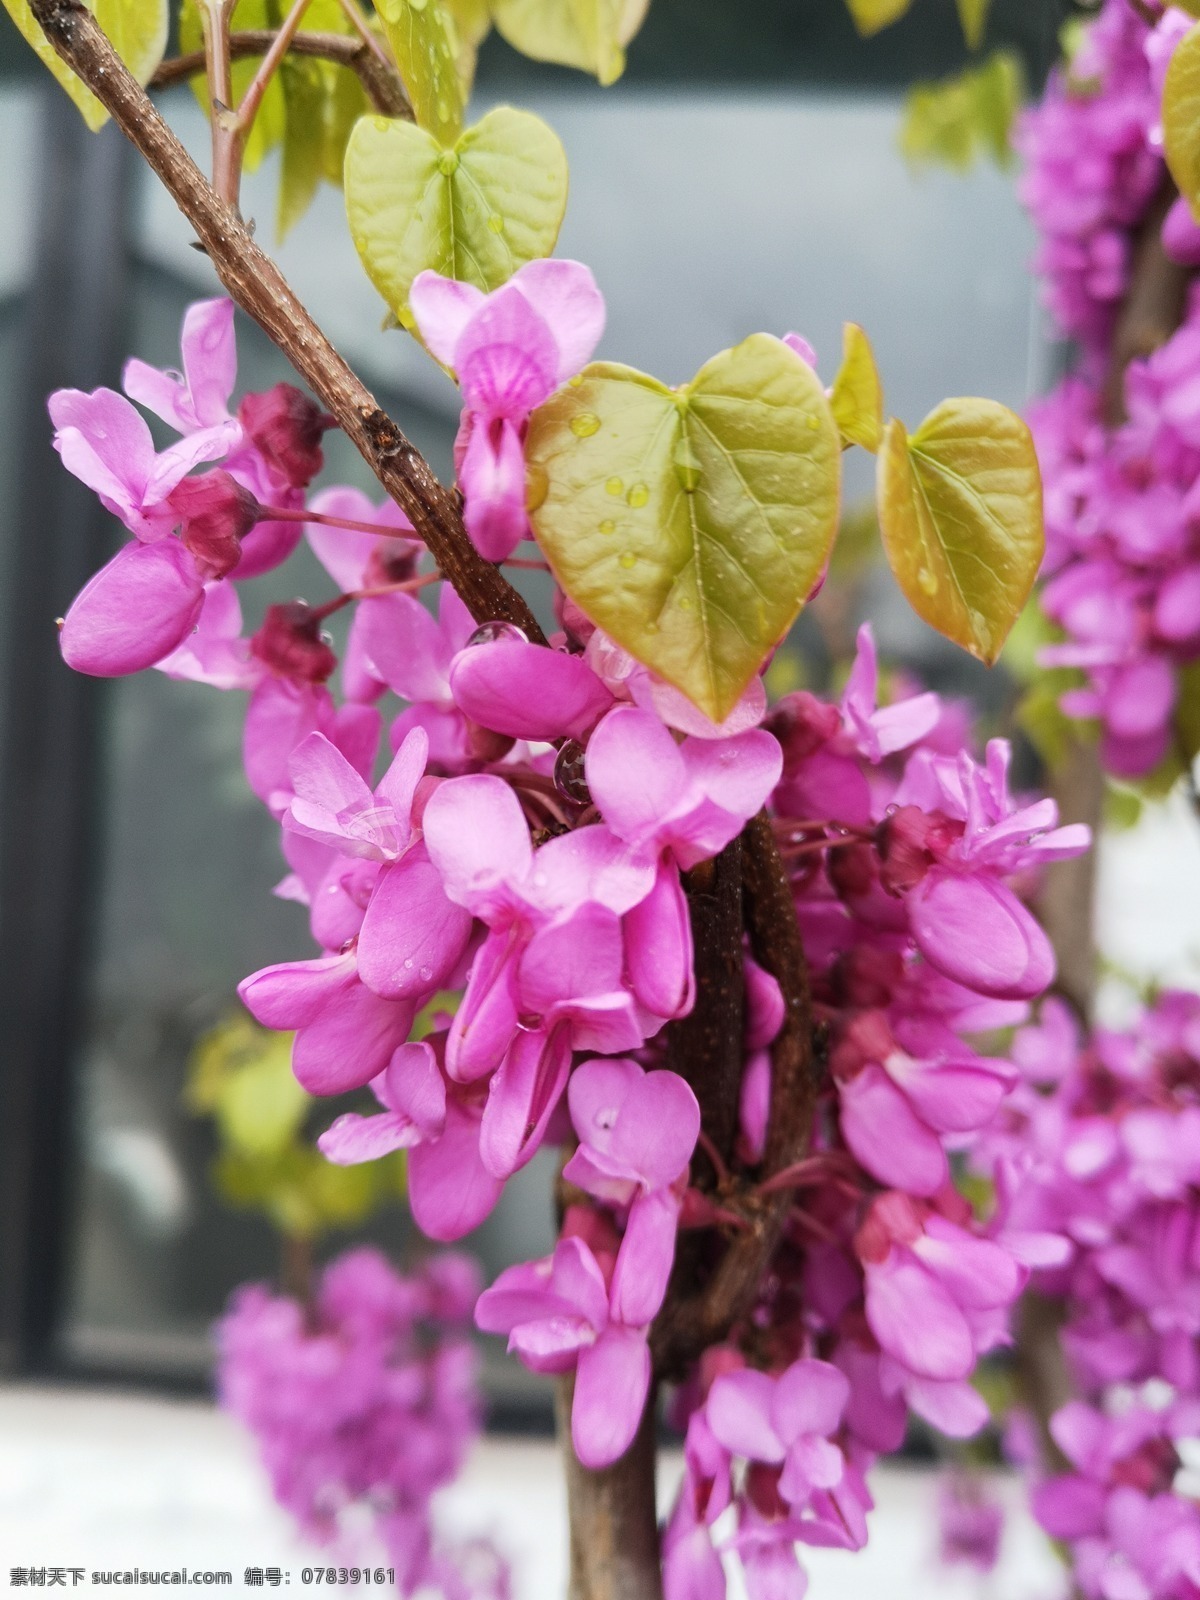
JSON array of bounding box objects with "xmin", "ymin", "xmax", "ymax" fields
[
  {"xmin": 31, "ymin": 0, "xmax": 543, "ymax": 640},
  {"xmin": 151, "ymin": 31, "xmax": 413, "ymax": 118},
  {"xmin": 231, "ymin": 0, "xmax": 314, "ymax": 135},
  {"xmin": 332, "ymin": 0, "xmax": 396, "ymax": 74},
  {"xmin": 197, "ymin": 0, "xmax": 238, "ymax": 206}
]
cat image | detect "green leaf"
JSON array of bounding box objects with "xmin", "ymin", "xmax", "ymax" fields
[
  {"xmin": 843, "ymin": 0, "xmax": 912, "ymax": 39},
  {"xmin": 179, "ymin": 0, "xmax": 287, "ymax": 171},
  {"xmin": 442, "ymin": 0, "xmax": 491, "ymax": 92},
  {"xmin": 900, "ymin": 51, "xmax": 1022, "ymax": 174},
  {"xmin": 955, "ymin": 0, "xmax": 989, "ymax": 50},
  {"xmin": 215, "ymin": 1050, "xmax": 310, "ymax": 1157},
  {"xmin": 4, "ymin": 0, "xmax": 168, "ymax": 129},
  {"xmin": 1175, "ymin": 658, "xmax": 1200, "ymax": 766},
  {"xmin": 1166, "ymin": 25, "xmax": 1200, "ymax": 221},
  {"xmin": 375, "ymin": 0, "xmax": 463, "ymax": 143},
  {"xmin": 490, "ymin": 0, "xmax": 650, "ymax": 85},
  {"xmin": 321, "ymin": 57, "xmax": 369, "ymax": 185},
  {"xmin": 277, "ymin": 57, "xmax": 329, "ymax": 239},
  {"xmin": 345, "ymin": 104, "xmax": 568, "ymax": 325},
  {"xmin": 876, "ymin": 398, "xmax": 1043, "ymax": 665},
  {"xmin": 526, "ymin": 334, "xmax": 841, "ymax": 724},
  {"xmin": 830, "ymin": 323, "xmax": 883, "ymax": 453}
]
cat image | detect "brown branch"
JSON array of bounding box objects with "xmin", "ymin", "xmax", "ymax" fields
[
  {"xmin": 556, "ymin": 1378, "xmax": 663, "ymax": 1600},
  {"xmin": 1103, "ymin": 173, "xmax": 1191, "ymax": 426},
  {"xmin": 32, "ymin": 0, "xmax": 542, "ymax": 639},
  {"xmin": 151, "ymin": 30, "xmax": 413, "ymax": 119},
  {"xmin": 651, "ymin": 811, "xmax": 815, "ymax": 1377},
  {"xmin": 666, "ymin": 839, "xmax": 745, "ymax": 1177}
]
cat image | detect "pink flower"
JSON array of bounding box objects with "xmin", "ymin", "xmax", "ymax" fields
[
  {"xmin": 475, "ymin": 1234, "xmax": 652, "ymax": 1469},
  {"xmin": 707, "ymin": 1359, "xmax": 850, "ymax": 1511},
  {"xmin": 410, "ymin": 260, "xmax": 605, "ymax": 560}
]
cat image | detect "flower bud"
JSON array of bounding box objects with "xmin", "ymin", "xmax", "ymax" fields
[
  {"xmin": 250, "ymin": 601, "xmax": 337, "ymax": 683},
  {"xmin": 877, "ymin": 805, "xmax": 961, "ymax": 895},
  {"xmin": 169, "ymin": 468, "xmax": 260, "ymax": 580},
  {"xmin": 828, "ymin": 839, "xmax": 877, "ymax": 901},
  {"xmin": 239, "ymin": 383, "xmax": 334, "ymax": 489},
  {"xmin": 765, "ymin": 690, "xmax": 841, "ymax": 768}
]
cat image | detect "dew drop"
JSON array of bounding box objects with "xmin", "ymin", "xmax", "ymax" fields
[
  {"xmin": 403, "ymin": 957, "xmax": 415, "ymax": 970},
  {"xmin": 570, "ymin": 411, "xmax": 601, "ymax": 438},
  {"xmin": 678, "ymin": 596, "xmax": 693, "ymax": 610},
  {"xmin": 568, "ymin": 374, "xmax": 584, "ymax": 388},
  {"xmin": 419, "ymin": 965, "xmax": 433, "ymax": 983},
  {"xmin": 619, "ymin": 550, "xmax": 637, "ymax": 569},
  {"xmin": 407, "ymin": 0, "xmax": 427, "ymax": 10},
  {"xmin": 437, "ymin": 149, "xmax": 459, "ymax": 176},
  {"xmin": 436, "ymin": 99, "xmax": 451, "ymax": 123},
  {"xmin": 596, "ymin": 519, "xmax": 615, "ymax": 536},
  {"xmin": 806, "ymin": 415, "xmax": 820, "ymax": 431},
  {"xmin": 487, "ymin": 213, "xmax": 505, "ymax": 234},
  {"xmin": 466, "ymin": 620, "xmax": 528, "ymax": 648},
  {"xmin": 627, "ymin": 482, "xmax": 650, "ymax": 509},
  {"xmin": 554, "ymin": 740, "xmax": 592, "ymax": 804},
  {"xmin": 605, "ymin": 476, "xmax": 624, "ymax": 497},
  {"xmin": 917, "ymin": 567, "xmax": 938, "ymax": 596}
]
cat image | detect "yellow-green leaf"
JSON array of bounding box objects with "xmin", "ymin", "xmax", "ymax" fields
[
  {"xmin": 1165, "ymin": 23, "xmax": 1200, "ymax": 220},
  {"xmin": 345, "ymin": 105, "xmax": 568, "ymax": 325},
  {"xmin": 876, "ymin": 398, "xmax": 1043, "ymax": 665},
  {"xmin": 5, "ymin": 0, "xmax": 168, "ymax": 129},
  {"xmin": 843, "ymin": 0, "xmax": 912, "ymax": 39},
  {"xmin": 526, "ymin": 334, "xmax": 841, "ymax": 724},
  {"xmin": 955, "ymin": 0, "xmax": 990, "ymax": 50},
  {"xmin": 375, "ymin": 0, "xmax": 464, "ymax": 143},
  {"xmin": 490, "ymin": 0, "xmax": 650, "ymax": 85},
  {"xmin": 830, "ymin": 323, "xmax": 883, "ymax": 453},
  {"xmin": 277, "ymin": 57, "xmax": 328, "ymax": 239},
  {"xmin": 442, "ymin": 0, "xmax": 491, "ymax": 94},
  {"xmin": 215, "ymin": 1051, "xmax": 310, "ymax": 1157},
  {"xmin": 901, "ymin": 51, "xmax": 1022, "ymax": 174}
]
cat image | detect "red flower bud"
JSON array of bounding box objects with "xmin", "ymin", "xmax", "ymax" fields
[
  {"xmin": 876, "ymin": 805, "xmax": 962, "ymax": 895},
  {"xmin": 828, "ymin": 839, "xmax": 878, "ymax": 901},
  {"xmin": 829, "ymin": 1008, "xmax": 895, "ymax": 1083},
  {"xmin": 250, "ymin": 601, "xmax": 337, "ymax": 684},
  {"xmin": 239, "ymin": 383, "xmax": 334, "ymax": 489},
  {"xmin": 168, "ymin": 469, "xmax": 261, "ymax": 581},
  {"xmin": 764, "ymin": 690, "xmax": 842, "ymax": 768}
]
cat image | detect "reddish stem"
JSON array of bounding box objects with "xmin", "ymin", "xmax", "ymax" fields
[
  {"xmin": 264, "ymin": 503, "xmax": 424, "ymax": 541},
  {"xmin": 309, "ymin": 568, "xmax": 439, "ymax": 621}
]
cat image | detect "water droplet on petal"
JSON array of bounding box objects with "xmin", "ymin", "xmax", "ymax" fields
[
  {"xmin": 419, "ymin": 965, "xmax": 433, "ymax": 983},
  {"xmin": 466, "ymin": 621, "xmax": 528, "ymax": 648},
  {"xmin": 403, "ymin": 957, "xmax": 414, "ymax": 970},
  {"xmin": 627, "ymin": 482, "xmax": 650, "ymax": 509},
  {"xmin": 570, "ymin": 412, "xmax": 601, "ymax": 438},
  {"xmin": 554, "ymin": 739, "xmax": 592, "ymax": 804}
]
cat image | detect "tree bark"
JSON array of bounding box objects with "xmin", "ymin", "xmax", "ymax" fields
[
  {"xmin": 556, "ymin": 1378, "xmax": 664, "ymax": 1600},
  {"xmin": 1041, "ymin": 739, "xmax": 1105, "ymax": 1018}
]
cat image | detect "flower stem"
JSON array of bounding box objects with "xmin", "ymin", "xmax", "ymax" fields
[
  {"xmin": 232, "ymin": 0, "xmax": 314, "ymax": 136},
  {"xmin": 263, "ymin": 503, "xmax": 423, "ymax": 540}
]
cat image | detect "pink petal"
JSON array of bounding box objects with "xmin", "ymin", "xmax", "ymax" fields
[
  {"xmin": 60, "ymin": 539, "xmax": 205, "ymax": 676},
  {"xmin": 478, "ymin": 1025, "xmax": 572, "ymax": 1178},
  {"xmin": 243, "ymin": 678, "xmax": 335, "ymax": 816},
  {"xmin": 51, "ymin": 387, "xmax": 156, "ymax": 515},
  {"xmin": 779, "ymin": 1435, "xmax": 844, "ymax": 1499},
  {"xmin": 461, "ymin": 415, "xmax": 530, "ymax": 562},
  {"xmin": 517, "ymin": 903, "xmax": 626, "ymax": 1015},
  {"xmin": 838, "ymin": 1065, "xmax": 947, "ymax": 1196},
  {"xmin": 586, "ymin": 706, "xmax": 689, "ymax": 850},
  {"xmin": 1105, "ymin": 655, "xmax": 1176, "ymax": 739},
  {"xmin": 357, "ymin": 591, "xmax": 453, "ymax": 704},
  {"xmin": 1031, "ymin": 1476, "xmax": 1107, "ymax": 1541},
  {"xmin": 909, "ymin": 869, "xmax": 1056, "ymax": 1001},
  {"xmin": 707, "ymin": 1370, "xmax": 785, "ymax": 1464},
  {"xmin": 510, "ymin": 259, "xmax": 606, "ymax": 384},
  {"xmin": 525, "ymin": 824, "xmax": 656, "ymax": 919},
  {"xmin": 448, "ymin": 639, "xmax": 614, "ymax": 741},
  {"xmin": 572, "ymin": 1326, "xmax": 651, "ymax": 1469},
  {"xmin": 422, "ymin": 774, "xmax": 533, "ymax": 915},
  {"xmin": 745, "ymin": 956, "xmax": 785, "ymax": 1050},
  {"xmin": 454, "ymin": 282, "xmax": 559, "ymax": 415},
  {"xmin": 738, "ymin": 1050, "xmax": 771, "ymax": 1164},
  {"xmin": 306, "ymin": 486, "xmax": 414, "ymax": 592},
  {"xmin": 916, "ymin": 1217, "xmax": 1024, "ymax": 1309},
  {"xmin": 610, "ymin": 1189, "xmax": 679, "ymax": 1326},
  {"xmin": 1155, "ymin": 564, "xmax": 1200, "ymax": 645},
  {"xmin": 611, "ymin": 1070, "xmax": 701, "ymax": 1189},
  {"xmin": 285, "ymin": 731, "xmax": 377, "ymax": 851},
  {"xmin": 772, "ymin": 1359, "xmax": 850, "ymax": 1443},
  {"xmin": 884, "ymin": 1054, "xmax": 1010, "ymax": 1134},
  {"xmin": 375, "ymin": 724, "xmax": 429, "ymax": 821},
  {"xmin": 318, "ymin": 1107, "xmax": 426, "ymax": 1163},
  {"xmin": 238, "ymin": 950, "xmax": 358, "ymax": 1030},
  {"xmin": 408, "ymin": 1095, "xmax": 503, "ymax": 1241},
  {"xmin": 901, "ymin": 1375, "xmax": 990, "ymax": 1439},
  {"xmin": 290, "ymin": 976, "xmax": 416, "ymax": 1095},
  {"xmin": 378, "ymin": 1040, "xmax": 447, "ymax": 1134},
  {"xmin": 567, "ymin": 1056, "xmax": 645, "ymax": 1156},
  {"xmin": 864, "ymin": 1250, "xmax": 974, "ymax": 1381},
  {"xmin": 357, "ymin": 849, "xmax": 472, "ymax": 1000},
  {"xmin": 446, "ymin": 931, "xmax": 521, "ymax": 1082},
  {"xmin": 408, "ymin": 271, "xmax": 486, "ymax": 369},
  {"xmin": 632, "ymin": 668, "xmax": 768, "ymax": 739},
  {"xmin": 624, "ymin": 858, "xmax": 695, "ymax": 1019}
]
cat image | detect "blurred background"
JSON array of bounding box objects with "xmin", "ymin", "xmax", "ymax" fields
[{"xmin": 3, "ymin": 0, "xmax": 1188, "ymax": 1444}]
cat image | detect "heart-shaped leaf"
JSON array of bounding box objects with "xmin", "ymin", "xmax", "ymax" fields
[
  {"xmin": 375, "ymin": 0, "xmax": 464, "ymax": 143},
  {"xmin": 830, "ymin": 323, "xmax": 883, "ymax": 453},
  {"xmin": 526, "ymin": 334, "xmax": 841, "ymax": 724},
  {"xmin": 345, "ymin": 105, "xmax": 568, "ymax": 325},
  {"xmin": 843, "ymin": 0, "xmax": 913, "ymax": 38},
  {"xmin": 955, "ymin": 0, "xmax": 990, "ymax": 49},
  {"xmin": 7, "ymin": 0, "xmax": 168, "ymax": 129},
  {"xmin": 876, "ymin": 398, "xmax": 1043, "ymax": 665},
  {"xmin": 491, "ymin": 0, "xmax": 650, "ymax": 85},
  {"xmin": 1165, "ymin": 23, "xmax": 1200, "ymax": 216}
]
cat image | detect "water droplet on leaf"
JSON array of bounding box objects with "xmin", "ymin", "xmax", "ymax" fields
[
  {"xmin": 570, "ymin": 412, "xmax": 601, "ymax": 438},
  {"xmin": 605, "ymin": 477, "xmax": 624, "ymax": 497},
  {"xmin": 619, "ymin": 551, "xmax": 637, "ymax": 569},
  {"xmin": 627, "ymin": 482, "xmax": 650, "ymax": 508},
  {"xmin": 599, "ymin": 519, "xmax": 616, "ymax": 535},
  {"xmin": 673, "ymin": 438, "xmax": 702, "ymax": 492},
  {"xmin": 437, "ymin": 150, "xmax": 459, "ymax": 176},
  {"xmin": 917, "ymin": 567, "xmax": 938, "ymax": 596},
  {"xmin": 487, "ymin": 213, "xmax": 505, "ymax": 234}
]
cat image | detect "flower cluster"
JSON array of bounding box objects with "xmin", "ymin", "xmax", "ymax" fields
[
  {"xmin": 1021, "ymin": 3, "xmax": 1200, "ymax": 777},
  {"xmin": 54, "ymin": 291, "xmax": 1088, "ymax": 1594},
  {"xmin": 975, "ymin": 992, "xmax": 1200, "ymax": 1599},
  {"xmin": 217, "ymin": 1247, "xmax": 507, "ymax": 1598}
]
